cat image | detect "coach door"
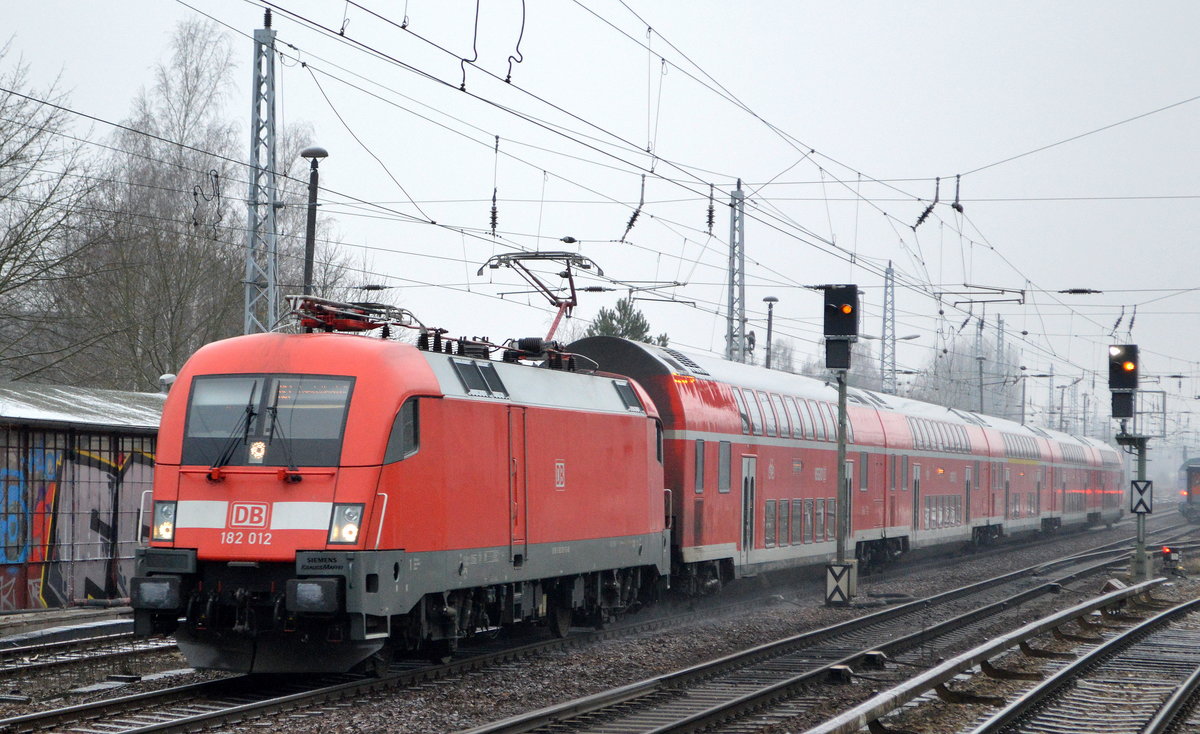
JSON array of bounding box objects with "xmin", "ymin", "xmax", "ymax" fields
[
  {"xmin": 911, "ymin": 463, "xmax": 922, "ymax": 530},
  {"xmin": 508, "ymin": 407, "xmax": 527, "ymax": 565},
  {"xmin": 964, "ymin": 465, "xmax": 973, "ymax": 524},
  {"xmin": 740, "ymin": 456, "xmax": 757, "ymax": 565}
]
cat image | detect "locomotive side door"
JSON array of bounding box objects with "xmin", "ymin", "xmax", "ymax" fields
[
  {"xmin": 508, "ymin": 406, "xmax": 527, "ymax": 565},
  {"xmin": 740, "ymin": 456, "xmax": 757, "ymax": 565}
]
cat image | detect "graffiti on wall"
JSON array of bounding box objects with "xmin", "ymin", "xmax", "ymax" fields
[{"xmin": 0, "ymin": 437, "xmax": 154, "ymax": 611}]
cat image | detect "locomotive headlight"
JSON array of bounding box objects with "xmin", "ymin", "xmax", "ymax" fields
[
  {"xmin": 152, "ymin": 501, "xmax": 177, "ymax": 541},
  {"xmin": 328, "ymin": 503, "xmax": 365, "ymax": 545}
]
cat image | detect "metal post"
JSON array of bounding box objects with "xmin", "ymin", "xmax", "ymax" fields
[
  {"xmin": 976, "ymin": 317, "xmax": 985, "ymax": 413},
  {"xmin": 825, "ymin": 367, "xmax": 856, "ymax": 605},
  {"xmin": 1020, "ymin": 376, "xmax": 1026, "ymax": 424},
  {"xmin": 726, "ymin": 180, "xmax": 746, "ymax": 362},
  {"xmin": 300, "ymin": 147, "xmax": 328, "ymax": 297},
  {"xmin": 835, "ymin": 370, "xmax": 849, "ymax": 565},
  {"xmin": 763, "ymin": 296, "xmax": 778, "ymax": 369},
  {"xmin": 244, "ymin": 10, "xmax": 279, "ymax": 334},
  {"xmin": 881, "ymin": 262, "xmax": 896, "ymax": 393},
  {"xmin": 1134, "ymin": 436, "xmax": 1149, "ymax": 581}
]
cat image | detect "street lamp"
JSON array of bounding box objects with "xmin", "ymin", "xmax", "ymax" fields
[
  {"xmin": 763, "ymin": 296, "xmax": 778, "ymax": 369},
  {"xmin": 861, "ymin": 333, "xmax": 920, "ymax": 394},
  {"xmin": 300, "ymin": 146, "xmax": 328, "ymax": 297}
]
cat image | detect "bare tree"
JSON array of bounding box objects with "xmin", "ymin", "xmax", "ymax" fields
[
  {"xmin": 46, "ymin": 20, "xmax": 245, "ymax": 390},
  {"xmin": 907, "ymin": 330, "xmax": 1022, "ymax": 418},
  {"xmin": 0, "ymin": 42, "xmax": 97, "ymax": 379},
  {"xmin": 39, "ymin": 20, "xmax": 356, "ymax": 390}
]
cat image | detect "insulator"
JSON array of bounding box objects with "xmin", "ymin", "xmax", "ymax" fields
[
  {"xmin": 517, "ymin": 337, "xmax": 545, "ymax": 353},
  {"xmin": 490, "ymin": 205, "xmax": 498, "ymax": 236},
  {"xmin": 567, "ymin": 356, "xmax": 576, "ymax": 372},
  {"xmin": 706, "ymin": 183, "xmax": 715, "ymax": 234},
  {"xmin": 381, "ymin": 325, "xmax": 390, "ymax": 340},
  {"xmin": 433, "ymin": 332, "xmax": 442, "ymax": 352},
  {"xmin": 503, "ymin": 349, "xmax": 520, "ymax": 362},
  {"xmin": 417, "ymin": 333, "xmax": 429, "ymax": 351}
]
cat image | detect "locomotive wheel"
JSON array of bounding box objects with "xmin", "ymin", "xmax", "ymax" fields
[{"xmin": 548, "ymin": 603, "xmax": 572, "ymax": 638}]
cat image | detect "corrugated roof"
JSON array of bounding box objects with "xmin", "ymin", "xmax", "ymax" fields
[{"xmin": 0, "ymin": 381, "xmax": 164, "ymax": 432}]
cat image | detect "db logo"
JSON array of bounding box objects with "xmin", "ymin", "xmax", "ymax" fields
[{"xmin": 229, "ymin": 502, "xmax": 270, "ymax": 528}]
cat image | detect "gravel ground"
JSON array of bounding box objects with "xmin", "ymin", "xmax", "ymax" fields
[{"xmin": 232, "ymin": 518, "xmax": 1193, "ymax": 734}]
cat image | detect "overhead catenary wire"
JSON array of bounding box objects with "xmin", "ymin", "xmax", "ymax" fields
[{"xmin": 35, "ymin": 5, "xmax": 1171, "ymax": 383}]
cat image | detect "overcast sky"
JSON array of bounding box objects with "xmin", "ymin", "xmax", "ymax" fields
[{"xmin": 6, "ymin": 1, "xmax": 1200, "ymax": 444}]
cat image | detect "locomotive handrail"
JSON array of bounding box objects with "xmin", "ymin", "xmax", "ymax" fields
[
  {"xmin": 663, "ymin": 489, "xmax": 673, "ymax": 530},
  {"xmin": 178, "ymin": 467, "xmax": 337, "ymax": 476},
  {"xmin": 136, "ymin": 489, "xmax": 152, "ymax": 543},
  {"xmin": 374, "ymin": 492, "xmax": 389, "ymax": 550}
]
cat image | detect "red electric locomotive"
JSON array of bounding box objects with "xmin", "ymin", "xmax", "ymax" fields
[
  {"xmin": 131, "ymin": 300, "xmax": 670, "ymax": 673},
  {"xmin": 569, "ymin": 336, "xmax": 1125, "ymax": 592}
]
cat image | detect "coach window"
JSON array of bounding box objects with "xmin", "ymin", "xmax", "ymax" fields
[
  {"xmin": 889, "ymin": 455, "xmax": 897, "ymax": 491},
  {"xmin": 778, "ymin": 500, "xmax": 790, "ymax": 547},
  {"xmin": 784, "ymin": 397, "xmax": 804, "ymax": 439},
  {"xmin": 718, "ymin": 441, "xmax": 732, "ymax": 493},
  {"xmin": 384, "ymin": 397, "xmax": 420, "ymax": 462},
  {"xmin": 756, "ymin": 391, "xmax": 777, "ymax": 437},
  {"xmin": 764, "ymin": 500, "xmax": 776, "ymax": 548},
  {"xmin": 745, "ymin": 390, "xmax": 765, "ymax": 435},
  {"xmin": 694, "ymin": 439, "xmax": 705, "ymax": 493},
  {"xmin": 859, "ymin": 452, "xmax": 869, "ymax": 491},
  {"xmin": 809, "ymin": 401, "xmax": 827, "ymax": 441},
  {"xmin": 814, "ymin": 499, "xmax": 825, "ymax": 541},
  {"xmin": 798, "ymin": 399, "xmax": 816, "ymax": 440},
  {"xmin": 770, "ymin": 393, "xmax": 791, "ymax": 438},
  {"xmin": 731, "ymin": 389, "xmax": 752, "ymax": 434},
  {"xmin": 791, "ymin": 499, "xmax": 803, "ymax": 543}
]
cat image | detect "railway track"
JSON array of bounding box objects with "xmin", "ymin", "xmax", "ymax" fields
[
  {"xmin": 965, "ymin": 597, "xmax": 1200, "ymax": 734},
  {"xmin": 804, "ymin": 583, "xmax": 1200, "ymax": 734},
  {"xmin": 0, "ymin": 633, "xmax": 177, "ymax": 683},
  {"xmin": 456, "ymin": 542, "xmax": 1179, "ymax": 734},
  {"xmin": 0, "ymin": 519, "xmax": 1189, "ymax": 732},
  {"xmin": 0, "ymin": 591, "xmax": 785, "ymax": 733}
]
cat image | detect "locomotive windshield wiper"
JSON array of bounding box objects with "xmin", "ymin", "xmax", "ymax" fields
[
  {"xmin": 266, "ymin": 382, "xmax": 301, "ymax": 478},
  {"xmin": 207, "ymin": 385, "xmax": 258, "ymax": 480}
]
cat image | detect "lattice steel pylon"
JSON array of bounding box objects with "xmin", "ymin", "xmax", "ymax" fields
[
  {"xmin": 244, "ymin": 10, "xmax": 280, "ymax": 334},
  {"xmin": 726, "ymin": 180, "xmax": 746, "ymax": 362},
  {"xmin": 881, "ymin": 261, "xmax": 897, "ymax": 393}
]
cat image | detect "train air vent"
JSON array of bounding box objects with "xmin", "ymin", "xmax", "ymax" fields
[
  {"xmin": 613, "ymin": 381, "xmax": 645, "ymax": 412},
  {"xmin": 660, "ymin": 348, "xmax": 710, "ymax": 376},
  {"xmin": 450, "ymin": 358, "xmax": 509, "ymax": 398}
]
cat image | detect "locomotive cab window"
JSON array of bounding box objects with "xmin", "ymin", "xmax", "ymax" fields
[
  {"xmin": 384, "ymin": 398, "xmax": 420, "ymax": 463},
  {"xmin": 182, "ymin": 374, "xmax": 354, "ymax": 467}
]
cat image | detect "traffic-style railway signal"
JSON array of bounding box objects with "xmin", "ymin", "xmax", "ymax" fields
[
  {"xmin": 1108, "ymin": 344, "xmax": 1139, "ymax": 390},
  {"xmin": 1108, "ymin": 344, "xmax": 1138, "ymax": 419},
  {"xmin": 823, "ymin": 285, "xmax": 859, "ymax": 338}
]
